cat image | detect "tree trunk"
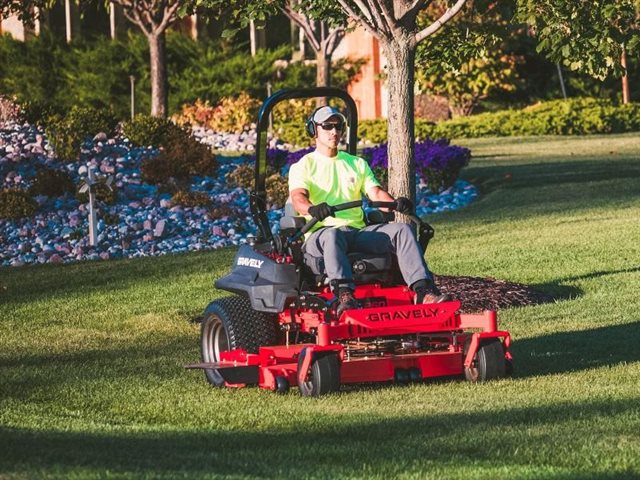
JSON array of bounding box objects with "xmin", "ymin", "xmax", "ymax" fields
[
  {"xmin": 621, "ymin": 47, "xmax": 630, "ymax": 104},
  {"xmin": 316, "ymin": 51, "xmax": 331, "ymax": 87},
  {"xmin": 316, "ymin": 51, "xmax": 331, "ymax": 107},
  {"xmin": 381, "ymin": 38, "xmax": 416, "ymax": 211},
  {"xmin": 148, "ymin": 31, "xmax": 168, "ymax": 117}
]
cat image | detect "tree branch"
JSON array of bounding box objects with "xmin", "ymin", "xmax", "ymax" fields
[
  {"xmin": 415, "ymin": 0, "xmax": 468, "ymax": 43},
  {"xmin": 358, "ymin": 0, "xmax": 390, "ymax": 35},
  {"xmin": 375, "ymin": 0, "xmax": 396, "ymax": 32},
  {"xmin": 281, "ymin": 3, "xmax": 321, "ymax": 51},
  {"xmin": 337, "ymin": 0, "xmax": 380, "ymax": 36},
  {"xmin": 323, "ymin": 26, "xmax": 346, "ymax": 56},
  {"xmin": 115, "ymin": 0, "xmax": 151, "ymax": 36},
  {"xmin": 156, "ymin": 0, "xmax": 180, "ymax": 33},
  {"xmin": 401, "ymin": 0, "xmax": 430, "ymax": 23}
]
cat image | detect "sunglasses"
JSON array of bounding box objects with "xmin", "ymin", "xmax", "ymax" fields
[{"xmin": 318, "ymin": 122, "xmax": 344, "ymax": 131}]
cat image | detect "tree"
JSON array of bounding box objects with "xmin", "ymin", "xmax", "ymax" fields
[
  {"xmin": 417, "ymin": 52, "xmax": 521, "ymax": 117},
  {"xmin": 222, "ymin": 0, "xmax": 348, "ymax": 96},
  {"xmin": 280, "ymin": 1, "xmax": 347, "ymax": 89},
  {"xmin": 330, "ymin": 0, "xmax": 470, "ymax": 204},
  {"xmin": 109, "ymin": 0, "xmax": 235, "ymax": 117},
  {"xmin": 0, "ymin": 0, "xmax": 233, "ymax": 117},
  {"xmin": 109, "ymin": 0, "xmax": 181, "ymax": 117},
  {"xmin": 517, "ymin": 0, "xmax": 640, "ymax": 101},
  {"xmin": 416, "ymin": 1, "xmax": 521, "ymax": 117}
]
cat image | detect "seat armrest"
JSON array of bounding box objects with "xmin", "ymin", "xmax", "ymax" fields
[{"xmin": 280, "ymin": 216, "xmax": 306, "ymax": 231}]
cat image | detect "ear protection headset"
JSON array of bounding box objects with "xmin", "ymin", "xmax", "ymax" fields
[
  {"xmin": 305, "ymin": 107, "xmax": 322, "ymax": 137},
  {"xmin": 305, "ymin": 107, "xmax": 348, "ymax": 137}
]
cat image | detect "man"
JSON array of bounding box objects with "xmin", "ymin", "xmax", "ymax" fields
[{"xmin": 288, "ymin": 106, "xmax": 450, "ymax": 316}]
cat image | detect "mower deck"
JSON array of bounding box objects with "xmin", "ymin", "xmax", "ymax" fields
[{"xmin": 188, "ymin": 295, "xmax": 511, "ymax": 392}]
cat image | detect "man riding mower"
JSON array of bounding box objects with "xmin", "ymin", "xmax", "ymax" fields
[{"xmin": 187, "ymin": 87, "xmax": 512, "ymax": 396}]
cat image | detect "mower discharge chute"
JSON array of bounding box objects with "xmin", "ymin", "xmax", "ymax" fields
[{"xmin": 187, "ymin": 88, "xmax": 512, "ymax": 396}]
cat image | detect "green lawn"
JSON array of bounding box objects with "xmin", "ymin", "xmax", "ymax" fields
[{"xmin": 1, "ymin": 134, "xmax": 639, "ymax": 479}]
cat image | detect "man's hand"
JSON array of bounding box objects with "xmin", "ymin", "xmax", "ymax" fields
[
  {"xmin": 395, "ymin": 197, "xmax": 414, "ymax": 215},
  {"xmin": 308, "ymin": 202, "xmax": 334, "ymax": 221}
]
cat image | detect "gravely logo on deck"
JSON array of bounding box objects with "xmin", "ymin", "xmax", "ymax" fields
[
  {"xmin": 237, "ymin": 257, "xmax": 264, "ymax": 268},
  {"xmin": 367, "ymin": 307, "xmax": 440, "ymax": 322}
]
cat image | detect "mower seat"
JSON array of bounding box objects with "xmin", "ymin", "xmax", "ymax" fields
[
  {"xmin": 303, "ymin": 250, "xmax": 395, "ymax": 285},
  {"xmin": 279, "ymin": 199, "xmax": 397, "ymax": 286}
]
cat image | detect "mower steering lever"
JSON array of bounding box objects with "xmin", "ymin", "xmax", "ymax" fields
[{"xmin": 288, "ymin": 200, "xmax": 364, "ymax": 243}]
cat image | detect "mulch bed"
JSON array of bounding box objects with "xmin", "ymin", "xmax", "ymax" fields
[{"xmin": 434, "ymin": 275, "xmax": 554, "ymax": 313}]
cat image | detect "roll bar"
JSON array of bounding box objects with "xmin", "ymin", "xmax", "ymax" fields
[{"xmin": 250, "ymin": 87, "xmax": 359, "ymax": 243}]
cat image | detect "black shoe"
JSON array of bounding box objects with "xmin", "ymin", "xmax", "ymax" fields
[
  {"xmin": 336, "ymin": 289, "xmax": 358, "ymax": 317},
  {"xmin": 419, "ymin": 292, "xmax": 454, "ymax": 304}
]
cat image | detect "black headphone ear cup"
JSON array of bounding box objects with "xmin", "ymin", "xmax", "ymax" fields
[{"xmin": 306, "ymin": 119, "xmax": 316, "ymax": 137}]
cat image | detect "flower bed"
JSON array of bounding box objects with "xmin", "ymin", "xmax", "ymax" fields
[{"xmin": 0, "ymin": 122, "xmax": 477, "ymax": 267}]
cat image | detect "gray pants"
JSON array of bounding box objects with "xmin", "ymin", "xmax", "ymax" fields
[{"xmin": 304, "ymin": 223, "xmax": 433, "ymax": 290}]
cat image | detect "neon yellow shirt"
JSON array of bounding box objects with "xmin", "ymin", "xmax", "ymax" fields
[{"xmin": 288, "ymin": 150, "xmax": 380, "ymax": 232}]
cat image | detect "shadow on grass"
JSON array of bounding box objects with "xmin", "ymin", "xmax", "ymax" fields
[
  {"xmin": 530, "ymin": 265, "xmax": 640, "ymax": 306},
  {"xmin": 0, "ymin": 335, "xmax": 197, "ymax": 403},
  {"xmin": 465, "ymin": 158, "xmax": 640, "ymax": 194},
  {"xmin": 511, "ymin": 321, "xmax": 640, "ymax": 378},
  {"xmin": 0, "ymin": 398, "xmax": 637, "ymax": 477},
  {"xmin": 0, "ymin": 248, "xmax": 237, "ymax": 307}
]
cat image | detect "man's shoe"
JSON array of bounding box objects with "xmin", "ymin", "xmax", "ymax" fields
[
  {"xmin": 336, "ymin": 289, "xmax": 358, "ymax": 317},
  {"xmin": 418, "ymin": 292, "xmax": 454, "ymax": 304}
]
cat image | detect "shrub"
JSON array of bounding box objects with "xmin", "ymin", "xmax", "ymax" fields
[
  {"xmin": 430, "ymin": 98, "xmax": 640, "ymax": 139},
  {"xmin": 226, "ymin": 164, "xmax": 289, "ymax": 209},
  {"xmin": 46, "ymin": 106, "xmax": 118, "ymax": 162},
  {"xmin": 361, "ymin": 139, "xmax": 470, "ymax": 193},
  {"xmin": 76, "ymin": 180, "xmax": 118, "ymax": 205},
  {"xmin": 0, "ymin": 188, "xmax": 37, "ymax": 220},
  {"xmin": 171, "ymin": 190, "xmax": 212, "ymax": 208},
  {"xmin": 29, "ymin": 168, "xmax": 75, "ymax": 197},
  {"xmin": 274, "ymin": 121, "xmax": 314, "ymax": 148},
  {"xmin": 209, "ymin": 93, "xmax": 260, "ymax": 133},
  {"xmin": 122, "ymin": 114, "xmax": 181, "ymax": 147},
  {"xmin": 226, "ymin": 164, "xmax": 254, "ymax": 189},
  {"xmin": 172, "ymin": 99, "xmax": 217, "ymax": 129},
  {"xmin": 265, "ymin": 173, "xmax": 289, "ymax": 209},
  {"xmin": 0, "ymin": 95, "xmax": 21, "ymax": 123},
  {"xmin": 174, "ymin": 93, "xmax": 261, "ymax": 133},
  {"xmin": 141, "ymin": 128, "xmax": 217, "ymax": 188},
  {"xmin": 353, "ymin": 98, "xmax": 640, "ymax": 144},
  {"xmin": 272, "ymin": 98, "xmax": 317, "ymax": 125},
  {"xmin": 209, "ymin": 205, "xmax": 240, "ymax": 220}
]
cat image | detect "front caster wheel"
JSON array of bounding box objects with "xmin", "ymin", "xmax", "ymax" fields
[
  {"xmin": 297, "ymin": 348, "xmax": 341, "ymax": 397},
  {"xmin": 465, "ymin": 338, "xmax": 507, "ymax": 382},
  {"xmin": 275, "ymin": 376, "xmax": 290, "ymax": 394}
]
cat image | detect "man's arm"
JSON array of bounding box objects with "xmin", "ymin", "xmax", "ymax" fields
[
  {"xmin": 367, "ymin": 186, "xmax": 395, "ymax": 203},
  {"xmin": 290, "ymin": 188, "xmax": 313, "ymax": 215},
  {"xmin": 367, "ymin": 186, "xmax": 396, "ymax": 211}
]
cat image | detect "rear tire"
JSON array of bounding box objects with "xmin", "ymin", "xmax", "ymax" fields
[
  {"xmin": 297, "ymin": 348, "xmax": 341, "ymax": 397},
  {"xmin": 464, "ymin": 338, "xmax": 507, "ymax": 383},
  {"xmin": 201, "ymin": 296, "xmax": 278, "ymax": 387}
]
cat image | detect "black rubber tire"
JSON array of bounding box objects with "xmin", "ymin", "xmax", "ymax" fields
[
  {"xmin": 464, "ymin": 338, "xmax": 507, "ymax": 383},
  {"xmin": 200, "ymin": 295, "xmax": 278, "ymax": 387},
  {"xmin": 297, "ymin": 348, "xmax": 341, "ymax": 397}
]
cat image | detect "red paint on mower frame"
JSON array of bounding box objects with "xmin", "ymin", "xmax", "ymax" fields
[{"xmin": 190, "ymin": 284, "xmax": 511, "ymax": 391}]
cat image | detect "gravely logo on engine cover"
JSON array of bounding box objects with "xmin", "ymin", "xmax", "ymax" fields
[
  {"xmin": 367, "ymin": 307, "xmax": 440, "ymax": 322},
  {"xmin": 237, "ymin": 257, "xmax": 264, "ymax": 268}
]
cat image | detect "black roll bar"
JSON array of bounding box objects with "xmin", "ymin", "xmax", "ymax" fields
[{"xmin": 250, "ymin": 87, "xmax": 359, "ymax": 243}]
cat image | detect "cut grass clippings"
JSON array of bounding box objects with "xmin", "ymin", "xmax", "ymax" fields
[{"xmin": 1, "ymin": 133, "xmax": 639, "ymax": 479}]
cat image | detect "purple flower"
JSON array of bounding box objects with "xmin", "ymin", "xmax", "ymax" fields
[{"xmin": 362, "ymin": 139, "xmax": 471, "ymax": 193}]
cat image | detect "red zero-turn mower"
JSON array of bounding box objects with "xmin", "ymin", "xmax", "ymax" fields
[{"xmin": 186, "ymin": 87, "xmax": 512, "ymax": 396}]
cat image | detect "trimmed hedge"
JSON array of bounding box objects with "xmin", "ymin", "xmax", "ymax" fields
[{"xmin": 355, "ymin": 98, "xmax": 640, "ymax": 144}]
